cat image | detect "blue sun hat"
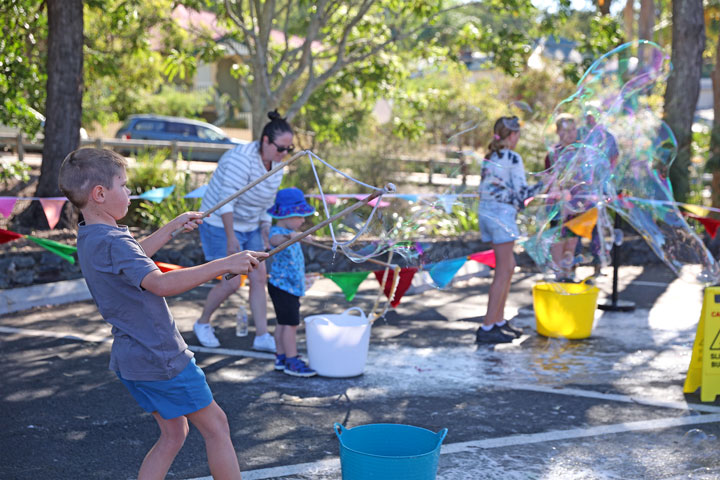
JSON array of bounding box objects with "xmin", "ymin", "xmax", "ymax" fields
[{"xmin": 267, "ymin": 187, "xmax": 316, "ymax": 219}]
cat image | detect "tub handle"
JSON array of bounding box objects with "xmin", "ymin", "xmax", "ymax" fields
[
  {"xmin": 342, "ymin": 307, "xmax": 367, "ymax": 320},
  {"xmin": 435, "ymin": 428, "xmax": 448, "ymax": 448},
  {"xmin": 334, "ymin": 422, "xmax": 346, "ymax": 440}
]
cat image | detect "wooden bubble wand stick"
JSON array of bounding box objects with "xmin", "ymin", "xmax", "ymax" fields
[
  {"xmin": 225, "ymin": 183, "xmax": 396, "ymax": 279},
  {"xmin": 171, "ymin": 149, "xmax": 309, "ymax": 237}
]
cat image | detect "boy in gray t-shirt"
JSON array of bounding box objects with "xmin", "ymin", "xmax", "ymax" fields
[{"xmin": 59, "ymin": 148, "xmax": 266, "ymax": 479}]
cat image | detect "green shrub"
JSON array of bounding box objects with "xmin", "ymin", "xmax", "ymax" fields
[
  {"xmin": 0, "ymin": 159, "xmax": 31, "ymax": 188},
  {"xmin": 137, "ymin": 86, "xmax": 213, "ymax": 119},
  {"xmin": 133, "ymin": 173, "xmax": 201, "ymax": 229},
  {"xmin": 126, "ymin": 150, "xmax": 201, "ymax": 229}
]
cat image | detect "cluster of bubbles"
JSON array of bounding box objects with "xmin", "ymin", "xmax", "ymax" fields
[
  {"xmin": 308, "ymin": 41, "xmax": 720, "ymax": 288},
  {"xmin": 519, "ymin": 41, "xmax": 717, "ymax": 284}
]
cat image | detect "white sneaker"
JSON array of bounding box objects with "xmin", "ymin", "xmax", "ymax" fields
[
  {"xmin": 193, "ymin": 321, "xmax": 220, "ymax": 348},
  {"xmin": 252, "ymin": 333, "xmax": 276, "ymax": 352}
]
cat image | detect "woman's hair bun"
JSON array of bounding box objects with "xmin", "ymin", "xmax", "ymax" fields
[{"xmin": 267, "ymin": 110, "xmax": 283, "ymax": 121}]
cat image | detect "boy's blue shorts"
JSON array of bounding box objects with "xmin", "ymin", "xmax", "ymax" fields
[
  {"xmin": 199, "ymin": 223, "xmax": 264, "ymax": 261},
  {"xmin": 116, "ymin": 358, "xmax": 213, "ymax": 419}
]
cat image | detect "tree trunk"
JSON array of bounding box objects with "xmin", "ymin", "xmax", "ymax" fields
[
  {"xmin": 638, "ymin": 0, "xmax": 654, "ymax": 41},
  {"xmin": 663, "ymin": 0, "xmax": 705, "ymax": 203},
  {"xmin": 709, "ymin": 34, "xmax": 720, "ymax": 217},
  {"xmin": 623, "ymin": 0, "xmax": 634, "ymax": 42},
  {"xmin": 597, "ymin": 0, "xmax": 612, "ymax": 15},
  {"xmin": 712, "ymin": 172, "xmax": 720, "ymax": 217},
  {"xmin": 13, "ymin": 0, "xmax": 83, "ymax": 231},
  {"xmin": 250, "ymin": 81, "xmax": 274, "ymax": 140},
  {"xmin": 638, "ymin": 0, "xmax": 654, "ymax": 64}
]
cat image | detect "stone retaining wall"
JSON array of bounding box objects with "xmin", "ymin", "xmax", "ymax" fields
[{"xmin": 2, "ymin": 225, "xmax": 697, "ymax": 289}]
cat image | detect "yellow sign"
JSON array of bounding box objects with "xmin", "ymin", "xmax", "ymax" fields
[{"xmin": 683, "ymin": 287, "xmax": 720, "ymax": 402}]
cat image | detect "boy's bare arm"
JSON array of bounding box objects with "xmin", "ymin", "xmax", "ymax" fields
[
  {"xmin": 141, "ymin": 251, "xmax": 267, "ymax": 297},
  {"xmin": 138, "ymin": 212, "xmax": 203, "ymax": 257}
]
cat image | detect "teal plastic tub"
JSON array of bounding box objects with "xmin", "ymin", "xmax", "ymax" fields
[{"xmin": 334, "ymin": 423, "xmax": 448, "ymax": 480}]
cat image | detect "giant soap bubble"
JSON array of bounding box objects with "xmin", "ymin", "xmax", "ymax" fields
[{"xmin": 523, "ymin": 40, "xmax": 720, "ymax": 284}]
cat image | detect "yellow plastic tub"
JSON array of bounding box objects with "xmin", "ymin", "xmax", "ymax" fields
[{"xmin": 532, "ymin": 282, "xmax": 600, "ymax": 339}]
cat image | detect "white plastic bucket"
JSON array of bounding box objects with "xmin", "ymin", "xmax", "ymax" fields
[{"xmin": 304, "ymin": 307, "xmax": 371, "ymax": 378}]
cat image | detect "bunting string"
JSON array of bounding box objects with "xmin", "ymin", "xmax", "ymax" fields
[{"xmin": 0, "ymin": 226, "xmax": 499, "ymax": 306}]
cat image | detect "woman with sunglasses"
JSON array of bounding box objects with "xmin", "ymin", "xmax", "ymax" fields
[
  {"xmin": 194, "ymin": 110, "xmax": 295, "ymax": 351},
  {"xmin": 476, "ymin": 116, "xmax": 542, "ymax": 344}
]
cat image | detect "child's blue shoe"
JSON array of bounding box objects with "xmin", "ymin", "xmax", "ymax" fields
[
  {"xmin": 283, "ymin": 356, "xmax": 317, "ymax": 377},
  {"xmin": 274, "ymin": 354, "xmax": 286, "ymax": 371}
]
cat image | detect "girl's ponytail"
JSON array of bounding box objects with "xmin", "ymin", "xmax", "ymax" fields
[{"xmin": 486, "ymin": 116, "xmax": 520, "ymax": 159}]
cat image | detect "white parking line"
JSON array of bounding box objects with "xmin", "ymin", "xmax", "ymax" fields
[
  {"xmin": 626, "ymin": 280, "xmax": 672, "ymax": 288},
  {"xmin": 442, "ymin": 413, "xmax": 720, "ymax": 453},
  {"xmin": 0, "ymin": 325, "xmax": 275, "ymax": 359},
  {"xmin": 6, "ymin": 324, "xmax": 720, "ymax": 480},
  {"xmin": 0, "ymin": 325, "xmax": 111, "ymax": 343},
  {"xmin": 188, "ymin": 345, "xmax": 274, "ymax": 360},
  {"xmin": 187, "ymin": 413, "xmax": 720, "ymax": 480},
  {"xmin": 2, "ymin": 324, "xmax": 715, "ymax": 413},
  {"xmin": 492, "ymin": 381, "xmax": 720, "ymax": 413}
]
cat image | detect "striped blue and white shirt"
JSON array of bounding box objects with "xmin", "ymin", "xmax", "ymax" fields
[{"xmin": 200, "ymin": 141, "xmax": 284, "ymax": 232}]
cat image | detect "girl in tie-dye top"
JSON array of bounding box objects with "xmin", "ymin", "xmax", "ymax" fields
[
  {"xmin": 476, "ymin": 116, "xmax": 542, "ymax": 345},
  {"xmin": 479, "ymin": 119, "xmax": 541, "ymax": 210}
]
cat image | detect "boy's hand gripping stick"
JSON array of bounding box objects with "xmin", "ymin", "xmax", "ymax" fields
[
  {"xmin": 170, "ymin": 150, "xmax": 309, "ymax": 237},
  {"xmin": 224, "ymin": 183, "xmax": 396, "ymax": 280}
]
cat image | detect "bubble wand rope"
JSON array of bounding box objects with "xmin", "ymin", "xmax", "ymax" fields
[
  {"xmin": 300, "ymin": 238, "xmax": 396, "ymax": 270},
  {"xmin": 170, "ymin": 150, "xmax": 310, "ymax": 237},
  {"xmin": 306, "ymin": 151, "xmax": 383, "ymax": 253},
  {"xmin": 224, "ymin": 183, "xmax": 396, "ymax": 280},
  {"xmin": 368, "ymin": 249, "xmax": 400, "ymax": 324}
]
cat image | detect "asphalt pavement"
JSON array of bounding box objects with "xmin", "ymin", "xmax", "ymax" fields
[{"xmin": 2, "ymin": 264, "xmax": 720, "ymax": 479}]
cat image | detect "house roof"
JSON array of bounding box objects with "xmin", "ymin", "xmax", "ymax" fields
[
  {"xmin": 168, "ymin": 5, "xmax": 321, "ymax": 54},
  {"xmin": 532, "ymin": 36, "xmax": 583, "ymax": 64}
]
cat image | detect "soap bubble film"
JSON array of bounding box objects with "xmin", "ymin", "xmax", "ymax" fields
[{"xmin": 522, "ymin": 40, "xmax": 720, "ymax": 284}]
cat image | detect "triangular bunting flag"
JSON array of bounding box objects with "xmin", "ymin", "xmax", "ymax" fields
[
  {"xmin": 426, "ymin": 257, "xmax": 467, "ymax": 288},
  {"xmin": 155, "ymin": 261, "xmax": 185, "ymax": 272},
  {"xmin": 354, "ymin": 195, "xmax": 389, "ymax": 208},
  {"xmin": 140, "ymin": 185, "xmax": 176, "ymax": 202},
  {"xmin": 0, "ymin": 197, "xmax": 17, "ymax": 218},
  {"xmin": 0, "ymin": 228, "xmax": 23, "ymax": 244},
  {"xmin": 564, "ymin": 207, "xmax": 598, "ymax": 239},
  {"xmin": 468, "ymin": 249, "xmax": 496, "ymax": 269},
  {"xmin": 39, "ymin": 198, "xmax": 66, "ymax": 229},
  {"xmin": 184, "ymin": 184, "xmax": 207, "ymax": 198},
  {"xmin": 25, "ymin": 235, "xmax": 77, "ymax": 263},
  {"xmin": 438, "ymin": 194, "xmax": 458, "ymax": 214},
  {"xmin": 684, "ymin": 213, "xmax": 720, "ymax": 239},
  {"xmin": 683, "ymin": 204, "xmax": 711, "ymax": 217},
  {"xmin": 373, "ymin": 267, "xmax": 417, "ymax": 307},
  {"xmin": 323, "ymin": 271, "xmax": 370, "ymax": 302},
  {"xmin": 396, "ymin": 194, "xmax": 419, "ymax": 202}
]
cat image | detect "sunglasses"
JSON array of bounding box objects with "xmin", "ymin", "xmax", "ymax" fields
[{"xmin": 271, "ymin": 140, "xmax": 295, "ymax": 153}]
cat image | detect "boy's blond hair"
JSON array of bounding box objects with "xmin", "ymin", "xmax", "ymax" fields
[{"xmin": 59, "ymin": 148, "xmax": 128, "ymax": 209}]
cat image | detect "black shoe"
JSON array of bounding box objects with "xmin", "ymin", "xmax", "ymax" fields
[
  {"xmin": 501, "ymin": 321, "xmax": 523, "ymax": 338},
  {"xmin": 475, "ymin": 324, "xmax": 515, "ymax": 344}
]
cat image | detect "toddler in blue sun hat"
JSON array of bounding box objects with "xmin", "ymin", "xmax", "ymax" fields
[{"xmin": 266, "ymin": 187, "xmax": 318, "ymax": 377}]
